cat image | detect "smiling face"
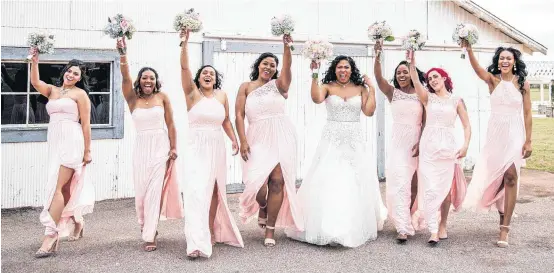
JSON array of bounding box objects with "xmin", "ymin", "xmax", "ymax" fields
[
  {"xmin": 139, "ymin": 70, "xmax": 157, "ymax": 95},
  {"xmin": 395, "ymin": 64, "xmax": 411, "ymax": 88},
  {"xmin": 258, "ymin": 57, "xmax": 277, "ymax": 81},
  {"xmin": 63, "ymin": 66, "xmax": 82, "ymax": 86},
  {"xmin": 498, "ymin": 50, "xmax": 515, "ymax": 74},
  {"xmin": 199, "ymin": 66, "xmax": 216, "ymax": 89},
  {"xmin": 335, "ymin": 60, "xmax": 352, "ymax": 83},
  {"xmin": 427, "ymin": 70, "xmax": 445, "ymax": 92}
]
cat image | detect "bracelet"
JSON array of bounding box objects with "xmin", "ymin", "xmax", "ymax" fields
[
  {"xmin": 312, "ymin": 72, "xmax": 318, "ymax": 79},
  {"xmin": 120, "ymin": 62, "xmax": 128, "ymax": 66}
]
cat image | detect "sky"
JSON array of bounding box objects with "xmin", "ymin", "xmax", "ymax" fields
[{"xmin": 471, "ymin": 0, "xmax": 554, "ymax": 61}]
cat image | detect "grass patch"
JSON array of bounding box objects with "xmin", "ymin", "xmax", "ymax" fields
[{"xmin": 525, "ymin": 118, "xmax": 554, "ymax": 173}]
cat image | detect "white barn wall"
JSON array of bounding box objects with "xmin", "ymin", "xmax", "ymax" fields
[{"xmin": 1, "ymin": 0, "xmax": 534, "ymax": 208}]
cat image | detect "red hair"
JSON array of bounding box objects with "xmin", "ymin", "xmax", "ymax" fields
[{"xmin": 426, "ymin": 68, "xmax": 453, "ymax": 93}]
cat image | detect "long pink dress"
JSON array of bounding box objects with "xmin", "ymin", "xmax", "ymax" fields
[
  {"xmin": 40, "ymin": 98, "xmax": 95, "ymax": 237},
  {"xmin": 386, "ymin": 90, "xmax": 422, "ymax": 236},
  {"xmin": 417, "ymin": 93, "xmax": 467, "ymax": 233},
  {"xmin": 184, "ymin": 96, "xmax": 244, "ymax": 258},
  {"xmin": 238, "ymin": 80, "xmax": 303, "ymax": 231},
  {"xmin": 132, "ymin": 106, "xmax": 184, "ymax": 242},
  {"xmin": 463, "ymin": 77, "xmax": 525, "ymax": 212}
]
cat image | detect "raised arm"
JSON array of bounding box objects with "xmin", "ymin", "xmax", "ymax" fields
[
  {"xmin": 180, "ymin": 29, "xmax": 196, "ymax": 98},
  {"xmin": 30, "ymin": 50, "xmax": 54, "ymax": 98},
  {"xmin": 373, "ymin": 40, "xmax": 394, "ymax": 101},
  {"xmin": 409, "ymin": 53, "xmax": 428, "ymax": 106},
  {"xmin": 522, "ymin": 81, "xmax": 533, "ymax": 159},
  {"xmin": 464, "ymin": 41, "xmax": 494, "ymax": 87},
  {"xmin": 310, "ymin": 61, "xmax": 328, "ymax": 104},
  {"xmin": 162, "ymin": 93, "xmax": 178, "ymax": 160},
  {"xmin": 221, "ymin": 92, "xmax": 239, "ymax": 156},
  {"xmin": 361, "ymin": 75, "xmax": 376, "ymax": 116},
  {"xmin": 276, "ymin": 34, "xmax": 293, "ymax": 98},
  {"xmin": 456, "ymin": 98, "xmax": 471, "ymax": 159},
  {"xmin": 235, "ymin": 83, "xmax": 250, "ymax": 161},
  {"xmin": 76, "ymin": 90, "xmax": 92, "ymax": 164},
  {"xmin": 116, "ymin": 38, "xmax": 137, "ymax": 107}
]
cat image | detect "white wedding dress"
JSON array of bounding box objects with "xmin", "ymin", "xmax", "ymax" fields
[{"xmin": 285, "ymin": 95, "xmax": 387, "ymax": 247}]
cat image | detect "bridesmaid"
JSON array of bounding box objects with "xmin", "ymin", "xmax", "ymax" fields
[
  {"xmin": 409, "ymin": 52, "xmax": 471, "ymax": 246},
  {"xmin": 117, "ymin": 38, "xmax": 184, "ymax": 252},
  {"xmin": 373, "ymin": 40, "xmax": 426, "ymax": 243},
  {"xmin": 30, "ymin": 50, "xmax": 95, "ymax": 258},
  {"xmin": 462, "ymin": 44, "xmax": 532, "ymax": 248},
  {"xmin": 235, "ymin": 34, "xmax": 303, "ymax": 247},
  {"xmin": 179, "ymin": 29, "xmax": 244, "ymax": 259}
]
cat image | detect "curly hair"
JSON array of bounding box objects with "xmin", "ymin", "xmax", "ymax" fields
[
  {"xmin": 133, "ymin": 67, "xmax": 162, "ymax": 96},
  {"xmin": 426, "ymin": 68, "xmax": 453, "ymax": 93},
  {"xmin": 486, "ymin": 46, "xmax": 528, "ymax": 94},
  {"xmin": 194, "ymin": 65, "xmax": 223, "ymax": 90},
  {"xmin": 322, "ymin": 55, "xmax": 364, "ymax": 86},
  {"xmin": 393, "ymin": 61, "xmax": 426, "ymax": 89},
  {"xmin": 58, "ymin": 59, "xmax": 90, "ymax": 94},
  {"xmin": 250, "ymin": 52, "xmax": 279, "ymax": 81}
]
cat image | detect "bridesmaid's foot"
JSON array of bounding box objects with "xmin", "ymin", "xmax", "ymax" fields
[
  {"xmin": 264, "ymin": 226, "xmax": 276, "ymax": 247},
  {"xmin": 427, "ymin": 233, "xmax": 439, "ymax": 247},
  {"xmin": 438, "ymin": 227, "xmax": 448, "ymax": 240},
  {"xmin": 143, "ymin": 231, "xmax": 158, "ymax": 252},
  {"xmin": 497, "ymin": 225, "xmax": 510, "ymax": 248},
  {"xmin": 68, "ymin": 221, "xmax": 84, "ymax": 242},
  {"xmin": 396, "ymin": 233, "xmax": 408, "ymax": 244},
  {"xmin": 35, "ymin": 234, "xmax": 59, "ymax": 258},
  {"xmin": 258, "ymin": 203, "xmax": 268, "ymax": 229},
  {"xmin": 187, "ymin": 250, "xmax": 200, "ymax": 259}
]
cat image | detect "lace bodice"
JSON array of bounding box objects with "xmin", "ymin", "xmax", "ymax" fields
[
  {"xmin": 490, "ymin": 79, "xmax": 523, "ymax": 115},
  {"xmin": 245, "ymin": 80, "xmax": 286, "ymax": 123},
  {"xmin": 188, "ymin": 96, "xmax": 224, "ymax": 130},
  {"xmin": 391, "ymin": 89, "xmax": 422, "ymax": 126},
  {"xmin": 425, "ymin": 93, "xmax": 460, "ymax": 128}
]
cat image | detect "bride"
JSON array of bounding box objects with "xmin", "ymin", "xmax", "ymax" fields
[{"xmin": 286, "ymin": 56, "xmax": 387, "ymax": 247}]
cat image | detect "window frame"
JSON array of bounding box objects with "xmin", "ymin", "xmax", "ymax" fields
[{"xmin": 1, "ymin": 46, "xmax": 124, "ymax": 143}]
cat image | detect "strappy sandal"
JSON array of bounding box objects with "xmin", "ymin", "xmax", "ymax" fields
[
  {"xmin": 68, "ymin": 221, "xmax": 84, "ymax": 242},
  {"xmin": 497, "ymin": 225, "xmax": 510, "ymax": 248},
  {"xmin": 187, "ymin": 250, "xmax": 200, "ymax": 259},
  {"xmin": 396, "ymin": 233, "xmax": 408, "ymax": 244},
  {"xmin": 35, "ymin": 234, "xmax": 60, "ymax": 258},
  {"xmin": 144, "ymin": 231, "xmax": 158, "ymax": 252},
  {"xmin": 264, "ymin": 226, "xmax": 276, "ymax": 247}
]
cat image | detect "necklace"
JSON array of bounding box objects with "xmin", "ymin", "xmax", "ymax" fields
[
  {"xmin": 140, "ymin": 93, "xmax": 154, "ymax": 105},
  {"xmin": 336, "ymin": 81, "xmax": 350, "ymax": 88},
  {"xmin": 60, "ymin": 86, "xmax": 73, "ymax": 96}
]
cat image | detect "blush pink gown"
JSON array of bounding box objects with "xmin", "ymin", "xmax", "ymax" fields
[
  {"xmin": 386, "ymin": 89, "xmax": 423, "ymax": 236},
  {"xmin": 132, "ymin": 106, "xmax": 184, "ymax": 243},
  {"xmin": 40, "ymin": 98, "xmax": 95, "ymax": 237},
  {"xmin": 184, "ymin": 95, "xmax": 244, "ymax": 258},
  {"xmin": 415, "ymin": 93, "xmax": 467, "ymax": 233},
  {"xmin": 238, "ymin": 80, "xmax": 303, "ymax": 231},
  {"xmin": 464, "ymin": 77, "xmax": 526, "ymax": 212}
]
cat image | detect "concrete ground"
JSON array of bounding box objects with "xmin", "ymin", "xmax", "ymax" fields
[{"xmin": 2, "ymin": 169, "xmax": 553, "ymax": 273}]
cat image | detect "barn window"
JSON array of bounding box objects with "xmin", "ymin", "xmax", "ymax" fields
[{"xmin": 1, "ymin": 47, "xmax": 124, "ymax": 143}]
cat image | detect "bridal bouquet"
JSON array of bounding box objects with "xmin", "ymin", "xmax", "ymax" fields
[
  {"xmin": 26, "ymin": 32, "xmax": 55, "ymax": 61},
  {"xmin": 103, "ymin": 14, "xmax": 136, "ymax": 55},
  {"xmin": 452, "ymin": 23, "xmax": 479, "ymax": 59},
  {"xmin": 401, "ymin": 30, "xmax": 426, "ymax": 63},
  {"xmin": 173, "ymin": 8, "xmax": 203, "ymax": 32},
  {"xmin": 271, "ymin": 14, "xmax": 295, "ymax": 50},
  {"xmin": 367, "ymin": 21, "xmax": 395, "ymax": 42},
  {"xmin": 302, "ymin": 40, "xmax": 333, "ymax": 62}
]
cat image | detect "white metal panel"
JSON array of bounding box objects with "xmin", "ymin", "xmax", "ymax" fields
[{"xmin": 0, "ymin": 0, "xmax": 71, "ymax": 29}]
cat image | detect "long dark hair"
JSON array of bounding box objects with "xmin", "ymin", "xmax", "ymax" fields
[
  {"xmin": 250, "ymin": 52, "xmax": 279, "ymax": 81},
  {"xmin": 133, "ymin": 67, "xmax": 162, "ymax": 96},
  {"xmin": 322, "ymin": 55, "xmax": 364, "ymax": 86},
  {"xmin": 486, "ymin": 47, "xmax": 527, "ymax": 94},
  {"xmin": 194, "ymin": 65, "xmax": 223, "ymax": 90},
  {"xmin": 393, "ymin": 61, "xmax": 426, "ymax": 89},
  {"xmin": 58, "ymin": 59, "xmax": 90, "ymax": 94}
]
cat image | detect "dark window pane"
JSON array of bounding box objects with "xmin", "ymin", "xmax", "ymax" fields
[
  {"xmin": 29, "ymin": 94, "xmax": 50, "ymax": 124},
  {"xmin": 1, "ymin": 95, "xmax": 31, "ymax": 124},
  {"xmin": 90, "ymin": 94, "xmax": 110, "ymax": 124},
  {"xmin": 1, "ymin": 63, "xmax": 28, "ymax": 93},
  {"xmin": 88, "ymin": 63, "xmax": 111, "ymax": 93}
]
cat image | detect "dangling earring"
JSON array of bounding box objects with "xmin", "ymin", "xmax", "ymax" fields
[{"xmin": 514, "ymin": 66, "xmax": 517, "ymax": 72}]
